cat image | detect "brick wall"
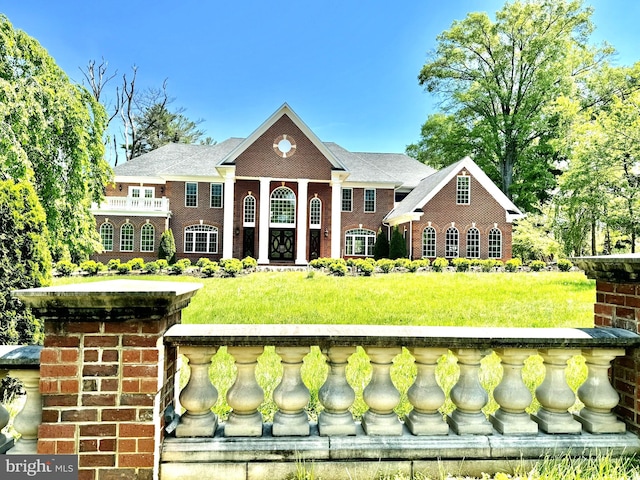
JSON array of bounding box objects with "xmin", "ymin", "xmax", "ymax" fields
[{"xmin": 94, "ymin": 215, "xmax": 165, "ymax": 264}]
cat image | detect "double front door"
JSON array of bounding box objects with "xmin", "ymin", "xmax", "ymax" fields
[{"xmin": 269, "ymin": 229, "xmax": 295, "ymax": 261}]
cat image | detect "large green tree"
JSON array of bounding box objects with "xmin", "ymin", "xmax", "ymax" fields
[
  {"xmin": 408, "ymin": 0, "xmax": 611, "ymax": 212},
  {"xmin": 0, "ymin": 15, "xmax": 111, "ymax": 261}
]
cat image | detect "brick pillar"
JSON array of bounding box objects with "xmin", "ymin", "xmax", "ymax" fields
[
  {"xmin": 575, "ymin": 255, "xmax": 640, "ymax": 434},
  {"xmin": 14, "ymin": 280, "xmax": 201, "ymax": 480}
]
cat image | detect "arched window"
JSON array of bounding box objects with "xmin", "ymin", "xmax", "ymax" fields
[
  {"xmin": 100, "ymin": 222, "xmax": 114, "ymax": 252},
  {"xmin": 445, "ymin": 226, "xmax": 459, "ymax": 258},
  {"xmin": 120, "ymin": 223, "xmax": 134, "ymax": 252},
  {"xmin": 309, "ymin": 197, "xmax": 321, "ymax": 229},
  {"xmin": 422, "ymin": 226, "xmax": 436, "ymax": 258},
  {"xmin": 243, "ymin": 195, "xmax": 256, "ymax": 226},
  {"xmin": 345, "ymin": 228, "xmax": 376, "ymax": 256},
  {"xmin": 140, "ymin": 223, "xmax": 155, "ymax": 252},
  {"xmin": 489, "ymin": 227, "xmax": 502, "ymax": 259},
  {"xmin": 184, "ymin": 225, "xmax": 218, "ymax": 254},
  {"xmin": 270, "ymin": 187, "xmax": 296, "ymax": 226},
  {"xmin": 466, "ymin": 227, "xmax": 480, "ymax": 258}
]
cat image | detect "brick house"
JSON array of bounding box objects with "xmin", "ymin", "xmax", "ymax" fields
[{"xmin": 91, "ymin": 104, "xmax": 523, "ymax": 265}]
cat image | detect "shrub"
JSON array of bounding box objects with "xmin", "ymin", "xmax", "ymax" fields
[
  {"xmin": 505, "ymin": 258, "xmax": 522, "ymax": 272},
  {"xmin": 80, "ymin": 260, "xmax": 104, "ymax": 276},
  {"xmin": 196, "ymin": 257, "xmax": 212, "ymax": 268},
  {"xmin": 242, "ymin": 256, "xmax": 258, "ymax": 270},
  {"xmin": 170, "ymin": 262, "xmax": 185, "ymax": 275},
  {"xmin": 355, "ymin": 259, "xmax": 375, "ymax": 276},
  {"xmin": 309, "ymin": 258, "xmax": 324, "ymax": 269},
  {"xmin": 144, "ymin": 261, "xmax": 159, "ymax": 274},
  {"xmin": 529, "ymin": 260, "xmax": 547, "ymax": 272},
  {"xmin": 128, "ymin": 258, "xmax": 145, "ymax": 271},
  {"xmin": 388, "ymin": 226, "xmax": 407, "ymax": 260},
  {"xmin": 107, "ymin": 259, "xmax": 121, "ymax": 271},
  {"xmin": 452, "ymin": 258, "xmax": 471, "ymax": 272},
  {"xmin": 56, "ymin": 260, "xmax": 77, "ymax": 277},
  {"xmin": 328, "ymin": 261, "xmax": 347, "ymax": 276},
  {"xmin": 376, "ymin": 258, "xmax": 395, "ymax": 273},
  {"xmin": 223, "ymin": 258, "xmax": 243, "ymax": 276},
  {"xmin": 395, "ymin": 258, "xmax": 411, "ymax": 270},
  {"xmin": 178, "ymin": 258, "xmax": 191, "ymax": 268},
  {"xmin": 373, "ymin": 228, "xmax": 389, "ymax": 260},
  {"xmin": 431, "ymin": 257, "xmax": 449, "ymax": 272},
  {"xmin": 557, "ymin": 259, "xmax": 573, "ymax": 272},
  {"xmin": 470, "ymin": 258, "xmax": 484, "ymax": 268},
  {"xmin": 480, "ymin": 259, "xmax": 497, "ymax": 272},
  {"xmin": 202, "ymin": 262, "xmax": 220, "ymax": 277},
  {"xmin": 159, "ymin": 229, "xmax": 176, "ymax": 264},
  {"xmin": 156, "ymin": 259, "xmax": 168, "ymax": 270},
  {"xmin": 117, "ymin": 262, "xmax": 132, "ymax": 274}
]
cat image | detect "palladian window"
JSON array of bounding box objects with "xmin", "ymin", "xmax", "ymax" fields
[
  {"xmin": 184, "ymin": 225, "xmax": 218, "ymax": 254},
  {"xmin": 270, "ymin": 187, "xmax": 296, "ymax": 226},
  {"xmin": 345, "ymin": 228, "xmax": 376, "ymax": 256}
]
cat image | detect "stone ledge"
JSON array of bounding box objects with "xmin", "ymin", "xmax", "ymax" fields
[
  {"xmin": 0, "ymin": 345, "xmax": 42, "ymax": 369},
  {"xmin": 574, "ymin": 254, "xmax": 640, "ymax": 282}
]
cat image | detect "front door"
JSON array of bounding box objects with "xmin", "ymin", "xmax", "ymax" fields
[
  {"xmin": 309, "ymin": 230, "xmax": 321, "ymax": 260},
  {"xmin": 243, "ymin": 227, "xmax": 255, "ymax": 258},
  {"xmin": 269, "ymin": 229, "xmax": 295, "ymax": 261}
]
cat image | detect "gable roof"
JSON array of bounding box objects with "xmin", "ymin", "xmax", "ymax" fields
[{"xmin": 385, "ymin": 156, "xmax": 524, "ymax": 224}]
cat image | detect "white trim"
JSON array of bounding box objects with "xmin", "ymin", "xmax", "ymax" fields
[
  {"xmin": 185, "ymin": 182, "xmax": 198, "ymax": 208},
  {"xmin": 364, "ymin": 188, "xmax": 376, "ymax": 213},
  {"xmin": 209, "ymin": 182, "xmax": 224, "ymax": 209},
  {"xmin": 341, "ymin": 187, "xmax": 353, "ymax": 212}
]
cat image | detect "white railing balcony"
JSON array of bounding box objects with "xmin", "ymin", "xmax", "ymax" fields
[{"xmin": 91, "ymin": 196, "xmax": 170, "ymax": 215}]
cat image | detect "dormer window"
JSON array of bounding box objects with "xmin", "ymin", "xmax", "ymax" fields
[{"xmin": 456, "ymin": 174, "xmax": 470, "ymax": 205}]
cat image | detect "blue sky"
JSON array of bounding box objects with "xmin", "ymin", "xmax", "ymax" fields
[{"xmin": 2, "ymin": 1, "xmax": 639, "ymax": 160}]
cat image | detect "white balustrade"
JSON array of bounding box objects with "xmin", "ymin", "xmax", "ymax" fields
[
  {"xmin": 92, "ymin": 196, "xmax": 170, "ymax": 213},
  {"xmin": 0, "ymin": 369, "xmax": 12, "ymax": 452},
  {"xmin": 7, "ymin": 369, "xmax": 42, "ymax": 454},
  {"xmin": 225, "ymin": 346, "xmax": 265, "ymax": 437},
  {"xmin": 318, "ymin": 346, "xmax": 356, "ymax": 436},
  {"xmin": 272, "ymin": 346, "xmax": 311, "ymax": 436},
  {"xmin": 361, "ymin": 347, "xmax": 403, "ymax": 436}
]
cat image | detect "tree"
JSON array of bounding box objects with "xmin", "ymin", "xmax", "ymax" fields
[
  {"xmin": 159, "ymin": 229, "xmax": 177, "ymax": 264},
  {"xmin": 373, "ymin": 228, "xmax": 389, "ymax": 260},
  {"xmin": 0, "ymin": 15, "xmax": 111, "ymax": 261},
  {"xmin": 388, "ymin": 226, "xmax": 407, "ymax": 260},
  {"xmin": 0, "ymin": 180, "xmax": 51, "ymax": 344},
  {"xmin": 409, "ymin": 0, "xmax": 611, "ymax": 212}
]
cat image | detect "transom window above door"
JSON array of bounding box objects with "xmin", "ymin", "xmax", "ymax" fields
[{"xmin": 270, "ymin": 186, "xmax": 296, "ymax": 226}]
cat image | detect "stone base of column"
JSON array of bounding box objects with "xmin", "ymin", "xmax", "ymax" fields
[
  {"xmin": 574, "ymin": 410, "xmax": 626, "ymax": 434},
  {"xmin": 273, "ymin": 411, "xmax": 309, "ymax": 436},
  {"xmin": 6, "ymin": 438, "xmax": 37, "ymax": 454},
  {"xmin": 361, "ymin": 411, "xmax": 403, "ymax": 436},
  {"xmin": 405, "ymin": 411, "xmax": 449, "ymax": 436},
  {"xmin": 490, "ymin": 410, "xmax": 538, "ymax": 435},
  {"xmin": 176, "ymin": 411, "xmax": 218, "ymax": 437},
  {"xmin": 532, "ymin": 409, "xmax": 581, "ymax": 434},
  {"xmin": 448, "ymin": 410, "xmax": 493, "ymax": 435},
  {"xmin": 318, "ymin": 411, "xmax": 356, "ymax": 436},
  {"xmin": 224, "ymin": 412, "xmax": 263, "ymax": 437}
]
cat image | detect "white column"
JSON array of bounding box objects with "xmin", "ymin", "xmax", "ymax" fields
[
  {"xmin": 330, "ymin": 176, "xmax": 342, "ymax": 258},
  {"xmin": 257, "ymin": 177, "xmax": 271, "ymax": 265},
  {"xmin": 296, "ymin": 179, "xmax": 309, "ymax": 265},
  {"xmin": 222, "ymin": 172, "xmax": 236, "ymax": 259},
  {"xmin": 7, "ymin": 369, "xmax": 41, "ymax": 454},
  {"xmin": 318, "ymin": 346, "xmax": 356, "ymax": 436},
  {"xmin": 225, "ymin": 346, "xmax": 265, "ymax": 437},
  {"xmin": 362, "ymin": 347, "xmax": 403, "ymax": 435},
  {"xmin": 273, "ymin": 346, "xmax": 311, "ymax": 436}
]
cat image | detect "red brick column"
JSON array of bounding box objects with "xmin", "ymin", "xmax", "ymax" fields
[
  {"xmin": 14, "ymin": 280, "xmax": 201, "ymax": 480},
  {"xmin": 575, "ymin": 255, "xmax": 640, "ymax": 434}
]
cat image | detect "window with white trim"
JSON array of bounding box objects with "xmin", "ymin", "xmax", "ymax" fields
[
  {"xmin": 140, "ymin": 223, "xmax": 155, "ymax": 252},
  {"xmin": 466, "ymin": 227, "xmax": 480, "ymax": 258},
  {"xmin": 120, "ymin": 223, "xmax": 134, "ymax": 252},
  {"xmin": 243, "ymin": 195, "xmax": 256, "ymax": 226},
  {"xmin": 309, "ymin": 197, "xmax": 321, "ymax": 229},
  {"xmin": 100, "ymin": 222, "xmax": 114, "ymax": 251},
  {"xmin": 270, "ymin": 187, "xmax": 296, "ymax": 226},
  {"xmin": 184, "ymin": 225, "xmax": 218, "ymax": 253},
  {"xmin": 445, "ymin": 226, "xmax": 459, "ymax": 258},
  {"xmin": 489, "ymin": 227, "xmax": 502, "ymax": 259},
  {"xmin": 210, "ymin": 183, "xmax": 223, "ymax": 208},
  {"xmin": 422, "ymin": 226, "xmax": 436, "ymax": 258},
  {"xmin": 341, "ymin": 188, "xmax": 352, "ymax": 212},
  {"xmin": 345, "ymin": 228, "xmax": 376, "ymax": 256},
  {"xmin": 129, "ymin": 187, "xmax": 155, "ymax": 199},
  {"xmin": 364, "ymin": 189, "xmax": 376, "ymax": 213},
  {"xmin": 185, "ymin": 182, "xmax": 198, "ymax": 207},
  {"xmin": 456, "ymin": 175, "xmax": 470, "ymax": 205}
]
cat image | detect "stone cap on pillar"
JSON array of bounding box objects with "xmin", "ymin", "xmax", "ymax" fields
[
  {"xmin": 0, "ymin": 345, "xmax": 42, "ymax": 369},
  {"xmin": 573, "ymin": 254, "xmax": 640, "ymax": 282},
  {"xmin": 12, "ymin": 279, "xmax": 203, "ymax": 322}
]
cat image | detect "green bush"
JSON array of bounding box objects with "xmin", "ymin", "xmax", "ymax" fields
[
  {"xmin": 452, "ymin": 258, "xmax": 471, "ymax": 272},
  {"xmin": 196, "ymin": 257, "xmax": 212, "ymax": 268},
  {"xmin": 376, "ymin": 258, "xmax": 395, "ymax": 273},
  {"xmin": 309, "ymin": 258, "xmax": 324, "ymax": 269},
  {"xmin": 143, "ymin": 261, "xmax": 159, "ymax": 274},
  {"xmin": 505, "ymin": 258, "xmax": 522, "ymax": 272},
  {"xmin": 355, "ymin": 259, "xmax": 375, "ymax": 276},
  {"xmin": 431, "ymin": 257, "xmax": 449, "ymax": 272},
  {"xmin": 56, "ymin": 260, "xmax": 77, "ymax": 277},
  {"xmin": 223, "ymin": 258, "xmax": 243, "ymax": 276},
  {"xmin": 117, "ymin": 262, "xmax": 132, "ymax": 274},
  {"xmin": 170, "ymin": 262, "xmax": 185, "ymax": 275},
  {"xmin": 557, "ymin": 259, "xmax": 573, "ymax": 272},
  {"xmin": 394, "ymin": 258, "xmax": 411, "ymax": 270},
  {"xmin": 242, "ymin": 256, "xmax": 258, "ymax": 269},
  {"xmin": 156, "ymin": 259, "xmax": 168, "ymax": 270},
  {"xmin": 159, "ymin": 229, "xmax": 177, "ymax": 264},
  {"xmin": 470, "ymin": 258, "xmax": 484, "ymax": 268},
  {"xmin": 328, "ymin": 261, "xmax": 347, "ymax": 276},
  {"xmin": 80, "ymin": 260, "xmax": 104, "ymax": 276},
  {"xmin": 202, "ymin": 262, "xmax": 220, "ymax": 277},
  {"xmin": 128, "ymin": 258, "xmax": 145, "ymax": 271},
  {"xmin": 373, "ymin": 228, "xmax": 389, "ymax": 260},
  {"xmin": 480, "ymin": 259, "xmax": 497, "ymax": 272},
  {"xmin": 107, "ymin": 259, "xmax": 121, "ymax": 271},
  {"xmin": 178, "ymin": 258, "xmax": 192, "ymax": 268},
  {"xmin": 529, "ymin": 260, "xmax": 547, "ymax": 272},
  {"xmin": 388, "ymin": 226, "xmax": 407, "ymax": 260}
]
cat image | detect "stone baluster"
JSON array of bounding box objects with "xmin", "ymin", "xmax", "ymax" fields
[
  {"xmin": 405, "ymin": 347, "xmax": 449, "ymax": 435},
  {"xmin": 490, "ymin": 348, "xmax": 538, "ymax": 435},
  {"xmin": 575, "ymin": 348, "xmax": 626, "ymax": 433},
  {"xmin": 447, "ymin": 349, "xmax": 493, "ymax": 435},
  {"xmin": 318, "ymin": 346, "xmax": 356, "ymax": 436},
  {"xmin": 7, "ymin": 369, "xmax": 41, "ymax": 454},
  {"xmin": 273, "ymin": 346, "xmax": 311, "ymax": 436},
  {"xmin": 532, "ymin": 348, "xmax": 582, "ymax": 434},
  {"xmin": 362, "ymin": 347, "xmax": 402, "ymax": 435},
  {"xmin": 176, "ymin": 347, "xmax": 219, "ymax": 437},
  {"xmin": 225, "ymin": 346, "xmax": 265, "ymax": 437},
  {"xmin": 0, "ymin": 369, "xmax": 13, "ymax": 453}
]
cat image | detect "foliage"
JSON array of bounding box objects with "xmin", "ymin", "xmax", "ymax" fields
[
  {"xmin": 156, "ymin": 259, "xmax": 168, "ymax": 270},
  {"xmin": 505, "ymin": 258, "xmax": 522, "ymax": 272},
  {"xmin": 0, "ymin": 16, "xmax": 111, "ymax": 261},
  {"xmin": 159, "ymin": 229, "xmax": 177, "ymax": 264},
  {"xmin": 56, "ymin": 260, "xmax": 77, "ymax": 277},
  {"xmin": 431, "ymin": 257, "xmax": 449, "ymax": 272},
  {"xmin": 128, "ymin": 258, "xmax": 145, "ymax": 271},
  {"xmin": 107, "ymin": 259, "xmax": 121, "ymax": 271},
  {"xmin": 0, "ymin": 180, "xmax": 51, "ymax": 344},
  {"xmin": 328, "ymin": 261, "xmax": 347, "ymax": 276},
  {"xmin": 529, "ymin": 260, "xmax": 547, "ymax": 272},
  {"xmin": 409, "ymin": 0, "xmax": 611, "ymax": 211},
  {"xmin": 373, "ymin": 228, "xmax": 389, "ymax": 260},
  {"xmin": 143, "ymin": 261, "xmax": 159, "ymax": 274},
  {"xmin": 116, "ymin": 262, "xmax": 132, "ymax": 274},
  {"xmin": 201, "ymin": 262, "xmax": 219, "ymax": 277},
  {"xmin": 394, "ymin": 258, "xmax": 411, "ymax": 270},
  {"xmin": 196, "ymin": 257, "xmax": 212, "ymax": 268},
  {"xmin": 79, "ymin": 260, "xmax": 104, "ymax": 276},
  {"xmin": 222, "ymin": 258, "xmax": 243, "ymax": 277},
  {"xmin": 388, "ymin": 226, "xmax": 407, "ymax": 260},
  {"xmin": 480, "ymin": 259, "xmax": 498, "ymax": 272},
  {"xmin": 242, "ymin": 256, "xmax": 258, "ymax": 270},
  {"xmin": 170, "ymin": 259, "xmax": 192, "ymax": 275},
  {"xmin": 376, "ymin": 259, "xmax": 395, "ymax": 273},
  {"xmin": 452, "ymin": 258, "xmax": 471, "ymax": 272},
  {"xmin": 557, "ymin": 259, "xmax": 574, "ymax": 272},
  {"xmin": 354, "ymin": 259, "xmax": 374, "ymax": 276},
  {"xmin": 407, "ymin": 259, "xmax": 429, "ymax": 273},
  {"xmin": 512, "ymin": 216, "xmax": 561, "ymax": 262}
]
